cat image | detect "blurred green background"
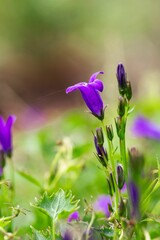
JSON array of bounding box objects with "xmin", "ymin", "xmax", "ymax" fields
[
  {"xmin": 0, "ymin": 0, "xmax": 160, "ymax": 122},
  {"xmin": 1, "ymin": 1, "xmax": 160, "ymax": 236}
]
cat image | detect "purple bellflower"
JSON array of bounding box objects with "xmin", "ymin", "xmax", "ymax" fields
[
  {"xmin": 0, "ymin": 115, "xmax": 16, "ymax": 157},
  {"xmin": 132, "ymin": 116, "xmax": 160, "ymax": 140},
  {"xmin": 94, "ymin": 195, "xmax": 112, "ymax": 218},
  {"xmin": 67, "ymin": 211, "xmax": 80, "ymax": 222},
  {"xmin": 66, "ymin": 72, "xmax": 104, "ymax": 120}
]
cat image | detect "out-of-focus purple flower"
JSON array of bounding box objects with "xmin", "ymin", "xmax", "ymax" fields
[
  {"xmin": 63, "ymin": 230, "xmax": 72, "ymax": 240},
  {"xmin": 66, "ymin": 72, "xmax": 104, "ymax": 120},
  {"xmin": 132, "ymin": 116, "xmax": 160, "ymax": 140},
  {"xmin": 128, "ymin": 181, "xmax": 140, "ymax": 219},
  {"xmin": 0, "ymin": 115, "xmax": 16, "ymax": 156},
  {"xmin": 94, "ymin": 195, "xmax": 112, "ymax": 217},
  {"xmin": 67, "ymin": 211, "xmax": 80, "ymax": 222}
]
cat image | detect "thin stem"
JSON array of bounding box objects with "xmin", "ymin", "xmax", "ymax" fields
[
  {"xmin": 52, "ymin": 220, "xmax": 56, "ymax": 240},
  {"xmin": 10, "ymin": 160, "xmax": 15, "ymax": 201},
  {"xmin": 120, "ymin": 137, "xmax": 127, "ymax": 183},
  {"xmin": 101, "ymin": 121, "xmax": 119, "ymax": 219},
  {"xmin": 85, "ymin": 211, "xmax": 95, "ymax": 240}
]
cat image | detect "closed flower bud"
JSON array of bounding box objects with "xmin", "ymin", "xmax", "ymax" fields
[
  {"xmin": 128, "ymin": 147, "xmax": 144, "ymax": 175},
  {"xmin": 107, "ymin": 178, "xmax": 113, "ymax": 196},
  {"xmin": 117, "ymin": 164, "xmax": 125, "ymax": 190},
  {"xmin": 94, "ymin": 136, "xmax": 108, "ymax": 168},
  {"xmin": 116, "ymin": 63, "xmax": 127, "ymax": 96},
  {"xmin": 118, "ymin": 96, "xmax": 126, "ymax": 117},
  {"xmin": 126, "ymin": 81, "xmax": 132, "ymax": 101},
  {"xmin": 119, "ymin": 197, "xmax": 126, "ymax": 217},
  {"xmin": 96, "ymin": 127, "xmax": 104, "ymax": 146},
  {"xmin": 115, "ymin": 117, "xmax": 124, "ymax": 139},
  {"xmin": 106, "ymin": 125, "xmax": 114, "ymax": 141},
  {"xmin": 109, "ymin": 172, "xmax": 115, "ymax": 193}
]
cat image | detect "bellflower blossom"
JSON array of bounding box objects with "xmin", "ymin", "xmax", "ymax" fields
[
  {"xmin": 66, "ymin": 72, "xmax": 104, "ymax": 120},
  {"xmin": 132, "ymin": 116, "xmax": 160, "ymax": 140},
  {"xmin": 67, "ymin": 211, "xmax": 80, "ymax": 222},
  {"xmin": 94, "ymin": 195, "xmax": 112, "ymax": 217},
  {"xmin": 0, "ymin": 115, "xmax": 16, "ymax": 156}
]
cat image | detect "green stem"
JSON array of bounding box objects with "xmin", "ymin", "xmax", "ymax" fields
[
  {"xmin": 120, "ymin": 137, "xmax": 127, "ymax": 183},
  {"xmin": 10, "ymin": 160, "xmax": 15, "ymax": 201},
  {"xmin": 85, "ymin": 211, "xmax": 95, "ymax": 240},
  {"xmin": 52, "ymin": 220, "xmax": 56, "ymax": 240},
  {"xmin": 101, "ymin": 121, "xmax": 119, "ymax": 219}
]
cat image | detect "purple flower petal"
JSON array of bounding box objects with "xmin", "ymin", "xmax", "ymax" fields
[
  {"xmin": 132, "ymin": 116, "xmax": 160, "ymax": 140},
  {"xmin": 89, "ymin": 80, "xmax": 103, "ymax": 92},
  {"xmin": 94, "ymin": 195, "xmax": 112, "ymax": 217},
  {"xmin": 67, "ymin": 211, "xmax": 80, "ymax": 222},
  {"xmin": 66, "ymin": 72, "xmax": 104, "ymax": 119},
  {"xmin": 0, "ymin": 115, "xmax": 16, "ymax": 155},
  {"xmin": 66, "ymin": 82, "xmax": 87, "ymax": 94},
  {"xmin": 80, "ymin": 85, "xmax": 103, "ymax": 117},
  {"xmin": 89, "ymin": 71, "xmax": 104, "ymax": 83}
]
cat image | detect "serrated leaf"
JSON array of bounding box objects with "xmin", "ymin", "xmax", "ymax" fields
[
  {"xmin": 31, "ymin": 189, "xmax": 79, "ymax": 221},
  {"xmin": 17, "ymin": 169, "xmax": 42, "ymax": 188},
  {"xmin": 31, "ymin": 226, "xmax": 52, "ymax": 240}
]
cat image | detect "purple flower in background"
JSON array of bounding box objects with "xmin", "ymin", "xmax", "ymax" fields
[
  {"xmin": 128, "ymin": 181, "xmax": 140, "ymax": 219},
  {"xmin": 63, "ymin": 230, "xmax": 72, "ymax": 240},
  {"xmin": 0, "ymin": 115, "xmax": 16, "ymax": 156},
  {"xmin": 66, "ymin": 72, "xmax": 104, "ymax": 120},
  {"xmin": 94, "ymin": 195, "xmax": 112, "ymax": 217},
  {"xmin": 68, "ymin": 211, "xmax": 80, "ymax": 222},
  {"xmin": 132, "ymin": 116, "xmax": 160, "ymax": 140}
]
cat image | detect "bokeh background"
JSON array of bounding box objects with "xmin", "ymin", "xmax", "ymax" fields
[
  {"xmin": 1, "ymin": 1, "xmax": 160, "ymax": 236},
  {"xmin": 1, "ymin": 0, "xmax": 160, "ymax": 126}
]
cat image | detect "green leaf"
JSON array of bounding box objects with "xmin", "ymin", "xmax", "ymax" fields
[
  {"xmin": 97, "ymin": 227, "xmax": 114, "ymax": 237},
  {"xmin": 0, "ymin": 218, "xmax": 11, "ymax": 228},
  {"xmin": 17, "ymin": 169, "xmax": 42, "ymax": 188},
  {"xmin": 31, "ymin": 226, "xmax": 52, "ymax": 240},
  {"xmin": 31, "ymin": 189, "xmax": 79, "ymax": 221},
  {"xmin": 127, "ymin": 106, "xmax": 135, "ymax": 115}
]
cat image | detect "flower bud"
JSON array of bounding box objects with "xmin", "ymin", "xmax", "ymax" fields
[
  {"xmin": 107, "ymin": 178, "xmax": 113, "ymax": 196},
  {"xmin": 126, "ymin": 81, "xmax": 132, "ymax": 101},
  {"xmin": 128, "ymin": 147, "xmax": 144, "ymax": 175},
  {"xmin": 109, "ymin": 172, "xmax": 115, "ymax": 193},
  {"xmin": 128, "ymin": 181, "xmax": 140, "ymax": 219},
  {"xmin": 116, "ymin": 63, "xmax": 127, "ymax": 96},
  {"xmin": 96, "ymin": 127, "xmax": 104, "ymax": 146},
  {"xmin": 106, "ymin": 125, "xmax": 114, "ymax": 141},
  {"xmin": 117, "ymin": 164, "xmax": 125, "ymax": 190},
  {"xmin": 94, "ymin": 136, "xmax": 108, "ymax": 168},
  {"xmin": 115, "ymin": 117, "xmax": 124, "ymax": 139},
  {"xmin": 117, "ymin": 96, "xmax": 126, "ymax": 117},
  {"xmin": 119, "ymin": 197, "xmax": 126, "ymax": 217}
]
